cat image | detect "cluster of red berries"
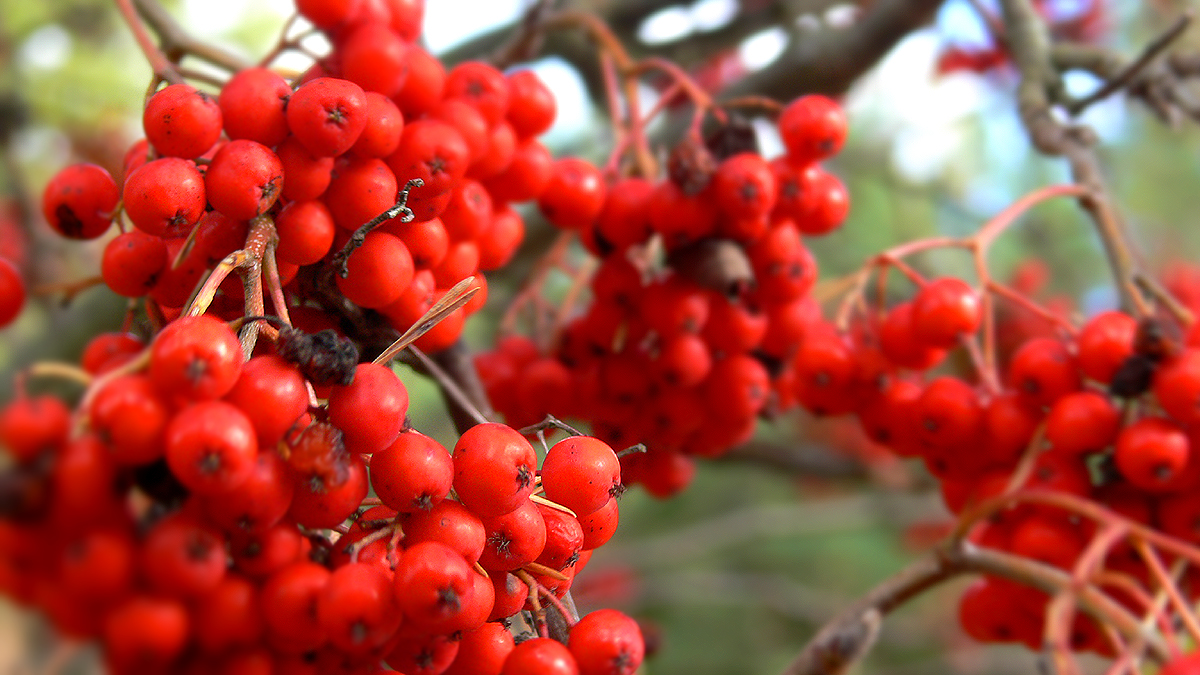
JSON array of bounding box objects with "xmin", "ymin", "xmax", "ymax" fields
[
  {"xmin": 477, "ymin": 94, "xmax": 850, "ymax": 497},
  {"xmin": 2, "ymin": 0, "xmax": 657, "ymax": 671},
  {"xmin": 782, "ymin": 264, "xmax": 1200, "ymax": 653},
  {"xmin": 39, "ymin": 0, "xmax": 557, "ymax": 350},
  {"xmin": 0, "ymin": 313, "xmax": 643, "ymax": 674}
]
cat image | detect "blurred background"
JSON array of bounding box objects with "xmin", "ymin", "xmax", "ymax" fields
[{"xmin": 1, "ymin": 0, "xmax": 1198, "ymax": 673}]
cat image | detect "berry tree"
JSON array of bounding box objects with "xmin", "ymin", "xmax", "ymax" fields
[{"xmin": 3, "ymin": 0, "xmax": 1200, "ymax": 674}]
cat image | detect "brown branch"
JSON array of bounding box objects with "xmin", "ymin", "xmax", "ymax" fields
[
  {"xmin": 997, "ymin": 0, "xmax": 1149, "ymax": 315},
  {"xmin": 1062, "ymin": 12, "xmax": 1193, "ymax": 116},
  {"xmin": 719, "ymin": 0, "xmax": 948, "ymax": 100},
  {"xmin": 131, "ymin": 0, "xmax": 253, "ymax": 74},
  {"xmin": 777, "ymin": 541, "xmax": 1170, "ymax": 675},
  {"xmin": 719, "ymin": 440, "xmax": 867, "ymax": 481}
]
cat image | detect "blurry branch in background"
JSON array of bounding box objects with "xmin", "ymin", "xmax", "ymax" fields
[
  {"xmin": 720, "ymin": 440, "xmax": 867, "ymax": 481},
  {"xmin": 121, "ymin": 0, "xmax": 251, "ymax": 88},
  {"xmin": 596, "ymin": 493, "xmax": 940, "ymax": 570},
  {"xmin": 1050, "ymin": 12, "xmax": 1200, "ymax": 123},
  {"xmin": 446, "ymin": 0, "xmax": 948, "ymax": 108},
  {"xmin": 997, "ymin": 0, "xmax": 1152, "ymax": 315},
  {"xmin": 778, "ymin": 541, "xmax": 1169, "ymax": 675}
]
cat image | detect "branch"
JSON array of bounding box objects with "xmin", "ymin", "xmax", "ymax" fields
[
  {"xmin": 132, "ymin": 0, "xmax": 253, "ymax": 74},
  {"xmin": 996, "ymin": 0, "xmax": 1149, "ymax": 315},
  {"xmin": 718, "ymin": 0, "xmax": 948, "ymax": 100},
  {"xmin": 778, "ymin": 541, "xmax": 1171, "ymax": 675}
]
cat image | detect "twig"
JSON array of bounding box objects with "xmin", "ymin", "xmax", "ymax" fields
[
  {"xmin": 400, "ymin": 346, "xmax": 489, "ymax": 427},
  {"xmin": 1065, "ymin": 12, "xmax": 1194, "ymax": 116},
  {"xmin": 332, "ymin": 179, "xmax": 424, "ymax": 279},
  {"xmin": 997, "ymin": 0, "xmax": 1150, "ymax": 315},
  {"xmin": 131, "ymin": 0, "xmax": 253, "ymax": 73},
  {"xmin": 114, "ymin": 0, "xmax": 184, "ymax": 84},
  {"xmin": 372, "ymin": 276, "xmax": 480, "ymax": 365}
]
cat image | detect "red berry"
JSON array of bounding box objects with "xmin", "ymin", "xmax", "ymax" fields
[
  {"xmin": 337, "ymin": 22, "xmax": 410, "ymax": 98},
  {"xmin": 1077, "ymin": 311, "xmax": 1137, "ymax": 383},
  {"xmin": 327, "ymin": 362, "xmax": 409, "ymax": 454},
  {"xmin": 911, "ymin": 278, "xmax": 981, "ymax": 349},
  {"xmin": 541, "ymin": 436, "xmax": 621, "ymax": 516},
  {"xmin": 122, "ymin": 157, "xmax": 206, "ymax": 238},
  {"xmin": 778, "ymin": 94, "xmax": 847, "ymax": 164},
  {"xmin": 1115, "ymin": 417, "xmax": 1190, "ymax": 492},
  {"xmin": 370, "ymin": 429, "xmax": 452, "ymax": 512},
  {"xmin": 165, "ymin": 400, "xmax": 258, "ymax": 495},
  {"xmin": 42, "ymin": 163, "xmax": 119, "ymax": 239},
  {"xmin": 144, "ymin": 83, "xmax": 222, "ymax": 159},
  {"xmin": 445, "ymin": 61, "xmax": 510, "ymax": 126},
  {"xmin": 538, "ymin": 157, "xmax": 606, "ymax": 230},
  {"xmin": 569, "ymin": 609, "xmax": 645, "ymax": 675},
  {"xmin": 204, "ymin": 140, "xmax": 284, "ymax": 220},
  {"xmin": 149, "ymin": 315, "xmax": 244, "ymax": 401},
  {"xmin": 101, "ymin": 230, "xmax": 168, "ymax": 298},
  {"xmin": 502, "ymin": 637, "xmax": 580, "ymax": 675},
  {"xmin": 393, "ymin": 540, "xmax": 475, "ymax": 633},
  {"xmin": 287, "ymin": 77, "xmax": 369, "ymax": 157},
  {"xmin": 506, "ymin": 69, "xmax": 556, "ymax": 138},
  {"xmin": 0, "ymin": 256, "xmax": 22, "ymax": 327},
  {"xmin": 452, "ymin": 423, "xmax": 537, "ymax": 517},
  {"xmin": 219, "ymin": 67, "xmax": 291, "ymax": 146}
]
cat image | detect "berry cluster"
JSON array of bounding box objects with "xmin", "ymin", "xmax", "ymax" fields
[
  {"xmin": 40, "ymin": 0, "xmax": 557, "ymax": 349},
  {"xmin": 0, "ymin": 314, "xmax": 642, "ymax": 674},
  {"xmin": 791, "ymin": 267, "xmax": 1200, "ymax": 653},
  {"xmin": 477, "ymin": 95, "xmax": 850, "ymax": 496},
  {"xmin": 3, "ymin": 0, "xmax": 655, "ymax": 671}
]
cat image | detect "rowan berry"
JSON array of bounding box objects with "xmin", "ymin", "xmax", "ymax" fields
[
  {"xmin": 1115, "ymin": 417, "xmax": 1190, "ymax": 492},
  {"xmin": 1007, "ymin": 337, "xmax": 1080, "ymax": 408},
  {"xmin": 335, "ymin": 231, "xmax": 415, "ymax": 309},
  {"xmin": 165, "ymin": 400, "xmax": 258, "ymax": 495},
  {"xmin": 445, "ymin": 61, "xmax": 510, "ymax": 126},
  {"xmin": 139, "ymin": 514, "xmax": 227, "ymax": 599},
  {"xmin": 452, "ymin": 422, "xmax": 537, "ymax": 516},
  {"xmin": 287, "ymin": 77, "xmax": 369, "ymax": 157},
  {"xmin": 123, "ymin": 157, "xmax": 206, "ymax": 238},
  {"xmin": 370, "ymin": 429, "xmax": 452, "ymax": 512},
  {"xmin": 337, "ymin": 22, "xmax": 410, "ymax": 98},
  {"xmin": 328, "ymin": 362, "xmax": 409, "ymax": 454},
  {"xmin": 779, "ymin": 94, "xmax": 847, "ymax": 165},
  {"xmin": 400, "ymin": 498, "xmax": 486, "ymax": 564},
  {"xmin": 911, "ymin": 278, "xmax": 981, "ymax": 349},
  {"xmin": 103, "ymin": 595, "xmax": 190, "ymax": 672},
  {"xmin": 502, "ymin": 637, "xmax": 580, "ymax": 675},
  {"xmin": 219, "ymin": 67, "xmax": 291, "ymax": 147},
  {"xmin": 394, "ymin": 540, "xmax": 475, "ymax": 631},
  {"xmin": 144, "ymin": 83, "xmax": 222, "ymax": 159},
  {"xmin": 205, "ymin": 140, "xmax": 284, "ymax": 220},
  {"xmin": 149, "ymin": 315, "xmax": 244, "ymax": 401},
  {"xmin": 103, "ymin": 229, "xmax": 176, "ymax": 298},
  {"xmin": 539, "ymin": 157, "xmax": 607, "ymax": 229},
  {"xmin": 201, "ymin": 450, "xmax": 295, "ymax": 533},
  {"xmin": 317, "ymin": 563, "xmax": 400, "ymax": 654},
  {"xmin": 351, "ymin": 91, "xmax": 405, "ymax": 158},
  {"xmin": 0, "ymin": 257, "xmax": 23, "ymax": 327},
  {"xmin": 443, "ymin": 622, "xmax": 514, "ymax": 675},
  {"xmin": 569, "ymin": 609, "xmax": 645, "ymax": 675},
  {"xmin": 506, "ymin": 69, "xmax": 556, "ymax": 138},
  {"xmin": 192, "ymin": 574, "xmax": 264, "ymax": 653},
  {"xmin": 478, "ymin": 497, "xmax": 547, "ymax": 571},
  {"xmin": 277, "ymin": 137, "xmax": 335, "ymax": 202},
  {"xmin": 42, "ymin": 163, "xmax": 119, "ymax": 239}
]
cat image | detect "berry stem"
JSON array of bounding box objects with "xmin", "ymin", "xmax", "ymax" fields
[
  {"xmin": 1131, "ymin": 538, "xmax": 1200, "ymax": 645},
  {"xmin": 24, "ymin": 361, "xmax": 93, "ymax": 387},
  {"xmin": 331, "ymin": 178, "xmax": 424, "ymax": 279},
  {"xmin": 114, "ymin": 0, "xmax": 184, "ymax": 85}
]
